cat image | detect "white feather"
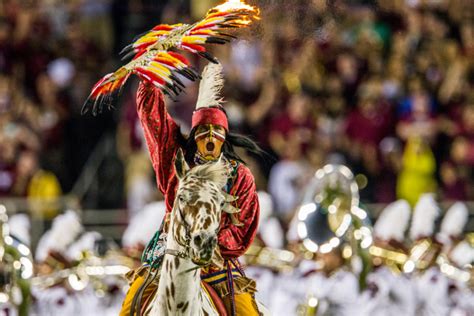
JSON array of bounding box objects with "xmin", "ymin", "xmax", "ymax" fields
[
  {"xmin": 450, "ymin": 241, "xmax": 474, "ymax": 267},
  {"xmin": 409, "ymin": 194, "xmax": 439, "ymax": 240},
  {"xmin": 122, "ymin": 201, "xmax": 167, "ymax": 248},
  {"xmin": 195, "ymin": 62, "xmax": 224, "ymax": 110},
  {"xmin": 439, "ymin": 202, "xmax": 468, "ymax": 239},
  {"xmin": 66, "ymin": 231, "xmax": 102, "ymax": 261},
  {"xmin": 259, "ymin": 217, "xmax": 284, "ymax": 249},
  {"xmin": 374, "ymin": 200, "xmax": 411, "ymax": 242},
  {"xmin": 35, "ymin": 210, "xmax": 83, "ymax": 261},
  {"xmin": 258, "ymin": 191, "xmax": 273, "ymax": 222},
  {"xmin": 8, "ymin": 214, "xmax": 31, "ymax": 246}
]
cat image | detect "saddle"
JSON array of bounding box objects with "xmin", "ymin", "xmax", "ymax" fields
[{"xmin": 202, "ymin": 281, "xmax": 229, "ymax": 316}]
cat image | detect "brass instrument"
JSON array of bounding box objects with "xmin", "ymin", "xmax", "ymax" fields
[
  {"xmin": 295, "ymin": 165, "xmax": 373, "ymax": 316},
  {"xmin": 369, "ymin": 242, "xmax": 408, "ymax": 273},
  {"xmin": 0, "ymin": 205, "xmax": 33, "ymax": 316},
  {"xmin": 244, "ymin": 242, "xmax": 296, "ymax": 273},
  {"xmin": 401, "ymin": 238, "xmax": 441, "ymax": 273},
  {"xmin": 32, "ymin": 244, "xmax": 134, "ymax": 293},
  {"xmin": 296, "ymin": 165, "xmax": 372, "ymax": 260},
  {"xmin": 435, "ymin": 233, "xmax": 474, "ymax": 287}
]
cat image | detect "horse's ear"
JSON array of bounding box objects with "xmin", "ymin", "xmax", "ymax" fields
[{"xmin": 175, "ymin": 148, "xmax": 190, "ymax": 179}]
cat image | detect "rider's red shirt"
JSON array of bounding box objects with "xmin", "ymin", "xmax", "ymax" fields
[{"xmin": 136, "ymin": 82, "xmax": 259, "ymax": 259}]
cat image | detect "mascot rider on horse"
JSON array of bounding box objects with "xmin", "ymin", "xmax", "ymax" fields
[{"xmin": 120, "ymin": 62, "xmax": 262, "ymax": 316}]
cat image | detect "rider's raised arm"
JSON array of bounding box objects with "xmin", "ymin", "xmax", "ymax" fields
[
  {"xmin": 136, "ymin": 81, "xmax": 181, "ymax": 196},
  {"xmin": 218, "ymin": 164, "xmax": 260, "ymax": 258}
]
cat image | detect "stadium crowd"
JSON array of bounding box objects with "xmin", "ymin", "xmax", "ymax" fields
[{"xmin": 0, "ymin": 0, "xmax": 473, "ymax": 223}]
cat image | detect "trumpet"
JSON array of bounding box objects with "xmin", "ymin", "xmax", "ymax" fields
[
  {"xmin": 32, "ymin": 250, "xmax": 134, "ymax": 292},
  {"xmin": 244, "ymin": 241, "xmax": 297, "ymax": 272}
]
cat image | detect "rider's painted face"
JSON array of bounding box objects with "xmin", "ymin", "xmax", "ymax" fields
[{"xmin": 194, "ymin": 124, "xmax": 226, "ymax": 160}]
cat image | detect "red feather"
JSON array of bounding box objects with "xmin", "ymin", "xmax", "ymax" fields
[
  {"xmin": 153, "ymin": 57, "xmax": 177, "ymax": 69},
  {"xmin": 205, "ymin": 11, "xmax": 228, "ymax": 19},
  {"xmin": 135, "ymin": 67, "xmax": 166, "ymax": 86},
  {"xmin": 152, "ymin": 24, "xmax": 174, "ymax": 31},
  {"xmin": 132, "ymin": 49, "xmax": 148, "ymax": 60},
  {"xmin": 193, "ymin": 23, "xmax": 217, "ymax": 32},
  {"xmin": 181, "ymin": 43, "xmax": 206, "ymax": 52},
  {"xmin": 167, "ymin": 51, "xmax": 190, "ymax": 66}
]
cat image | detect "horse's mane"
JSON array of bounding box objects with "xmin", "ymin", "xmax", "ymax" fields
[{"xmin": 186, "ymin": 160, "xmax": 229, "ymax": 189}]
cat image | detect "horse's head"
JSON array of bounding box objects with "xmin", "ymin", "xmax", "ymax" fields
[{"xmin": 173, "ymin": 149, "xmax": 238, "ymax": 265}]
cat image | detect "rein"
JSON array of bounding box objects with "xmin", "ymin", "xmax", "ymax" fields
[
  {"xmin": 169, "ymin": 204, "xmax": 192, "ymax": 258},
  {"xmin": 164, "ymin": 248, "xmax": 188, "ymax": 259}
]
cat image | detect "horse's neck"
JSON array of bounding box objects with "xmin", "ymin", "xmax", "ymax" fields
[{"xmin": 156, "ymin": 215, "xmax": 202, "ymax": 313}]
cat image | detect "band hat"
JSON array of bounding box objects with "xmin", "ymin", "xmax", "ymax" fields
[{"xmin": 192, "ymin": 107, "xmax": 228, "ymax": 131}]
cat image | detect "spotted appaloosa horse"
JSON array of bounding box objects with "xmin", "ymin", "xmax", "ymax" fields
[{"xmin": 148, "ymin": 150, "xmax": 248, "ymax": 316}]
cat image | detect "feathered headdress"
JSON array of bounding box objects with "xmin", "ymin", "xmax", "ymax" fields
[{"xmin": 191, "ymin": 62, "xmax": 229, "ymax": 130}]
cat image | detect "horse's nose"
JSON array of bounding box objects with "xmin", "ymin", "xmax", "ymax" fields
[
  {"xmin": 193, "ymin": 232, "xmax": 216, "ymax": 250},
  {"xmin": 204, "ymin": 235, "xmax": 217, "ymax": 250},
  {"xmin": 193, "ymin": 233, "xmax": 203, "ymax": 246}
]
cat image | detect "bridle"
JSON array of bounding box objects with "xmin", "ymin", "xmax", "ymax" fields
[
  {"xmin": 166, "ymin": 202, "xmax": 192, "ymax": 260},
  {"xmin": 165, "ymin": 196, "xmax": 220, "ymax": 264}
]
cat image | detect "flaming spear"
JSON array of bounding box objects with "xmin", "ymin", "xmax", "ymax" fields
[{"xmin": 82, "ymin": 0, "xmax": 260, "ymax": 116}]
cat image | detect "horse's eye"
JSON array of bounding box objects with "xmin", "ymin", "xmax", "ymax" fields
[
  {"xmin": 179, "ymin": 196, "xmax": 185, "ymax": 203},
  {"xmin": 220, "ymin": 201, "xmax": 225, "ymax": 208}
]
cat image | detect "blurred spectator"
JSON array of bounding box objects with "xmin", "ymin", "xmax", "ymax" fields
[
  {"xmin": 16, "ymin": 150, "xmax": 62, "ymax": 219},
  {"xmin": 344, "ymin": 83, "xmax": 394, "ymax": 174},
  {"xmin": 451, "ymin": 104, "xmax": 474, "ymax": 166},
  {"xmin": 397, "ymin": 88, "xmax": 438, "ymax": 143},
  {"xmin": 116, "ymin": 87, "xmax": 155, "ymax": 217},
  {"xmin": 376, "ymin": 137, "xmax": 402, "ymax": 203},
  {"xmin": 0, "ymin": 16, "xmax": 13, "ymax": 74},
  {"xmin": 76, "ymin": 0, "xmax": 114, "ymax": 55},
  {"xmin": 440, "ymin": 161, "xmax": 468, "ymax": 202},
  {"xmin": 267, "ymin": 138, "xmax": 308, "ymax": 227},
  {"xmin": 397, "ymin": 137, "xmax": 437, "ymax": 206},
  {"xmin": 268, "ymin": 92, "xmax": 315, "ymax": 158}
]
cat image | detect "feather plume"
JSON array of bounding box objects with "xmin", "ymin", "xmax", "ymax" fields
[
  {"xmin": 82, "ymin": 0, "xmax": 259, "ymax": 115},
  {"xmin": 439, "ymin": 202, "xmax": 468, "ymax": 239},
  {"xmin": 409, "ymin": 193, "xmax": 440, "ymax": 240},
  {"xmin": 8, "ymin": 214, "xmax": 31, "ymax": 246},
  {"xmin": 66, "ymin": 231, "xmax": 102, "ymax": 261},
  {"xmin": 195, "ymin": 62, "xmax": 225, "ymax": 110},
  {"xmin": 257, "ymin": 191, "xmax": 273, "ymax": 222},
  {"xmin": 122, "ymin": 201, "xmax": 167, "ymax": 248},
  {"xmin": 35, "ymin": 210, "xmax": 83, "ymax": 262},
  {"xmin": 374, "ymin": 199, "xmax": 411, "ymax": 242},
  {"xmin": 450, "ymin": 241, "xmax": 474, "ymax": 267}
]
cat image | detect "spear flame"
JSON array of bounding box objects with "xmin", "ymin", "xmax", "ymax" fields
[{"xmin": 208, "ymin": 0, "xmax": 260, "ymax": 22}]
